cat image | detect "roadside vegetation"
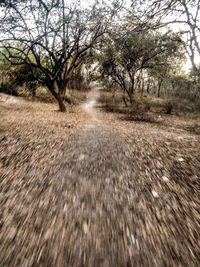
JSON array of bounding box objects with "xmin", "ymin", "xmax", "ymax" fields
[{"xmin": 0, "ymin": 0, "xmax": 199, "ymax": 115}]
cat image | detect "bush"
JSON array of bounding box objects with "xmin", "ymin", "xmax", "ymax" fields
[
  {"xmin": 165, "ymin": 101, "xmax": 173, "ymax": 114},
  {"xmin": 0, "ymin": 80, "xmax": 19, "ymax": 96},
  {"xmin": 132, "ymin": 92, "xmax": 151, "ymax": 112}
]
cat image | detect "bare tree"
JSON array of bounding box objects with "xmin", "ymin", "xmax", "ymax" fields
[
  {"xmin": 148, "ymin": 0, "xmax": 200, "ymax": 71},
  {"xmin": 0, "ymin": 0, "xmax": 116, "ymax": 111}
]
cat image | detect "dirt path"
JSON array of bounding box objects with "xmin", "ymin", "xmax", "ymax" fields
[{"xmin": 0, "ymin": 87, "xmax": 200, "ymax": 266}]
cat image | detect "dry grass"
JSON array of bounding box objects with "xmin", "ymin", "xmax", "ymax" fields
[{"xmin": 99, "ymin": 89, "xmax": 200, "ymax": 118}]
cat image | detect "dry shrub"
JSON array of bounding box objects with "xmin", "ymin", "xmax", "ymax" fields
[
  {"xmin": 165, "ymin": 101, "xmax": 173, "ymax": 114},
  {"xmin": 132, "ymin": 92, "xmax": 151, "ymax": 113},
  {"xmin": 99, "ymin": 90, "xmax": 122, "ymax": 111}
]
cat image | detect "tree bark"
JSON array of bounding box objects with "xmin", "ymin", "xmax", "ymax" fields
[
  {"xmin": 157, "ymin": 80, "xmax": 162, "ymax": 98},
  {"xmin": 32, "ymin": 89, "xmax": 36, "ymax": 97},
  {"xmin": 57, "ymin": 94, "xmax": 66, "ymax": 112},
  {"xmin": 127, "ymin": 91, "xmax": 133, "ymax": 105},
  {"xmin": 60, "ymin": 69, "xmax": 75, "ymax": 104},
  {"xmin": 60, "ymin": 83, "xmax": 72, "ymax": 104},
  {"xmin": 123, "ymin": 93, "xmax": 128, "ymax": 107},
  {"xmin": 47, "ymin": 83, "xmax": 67, "ymax": 112},
  {"xmin": 147, "ymin": 79, "xmax": 151, "ymax": 94}
]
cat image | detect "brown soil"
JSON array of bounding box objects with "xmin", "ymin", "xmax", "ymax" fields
[{"xmin": 0, "ymin": 91, "xmax": 200, "ymax": 266}]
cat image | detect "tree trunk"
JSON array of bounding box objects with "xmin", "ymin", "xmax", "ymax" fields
[
  {"xmin": 157, "ymin": 80, "xmax": 162, "ymax": 98},
  {"xmin": 127, "ymin": 91, "xmax": 133, "ymax": 105},
  {"xmin": 123, "ymin": 93, "xmax": 128, "ymax": 107},
  {"xmin": 57, "ymin": 94, "xmax": 66, "ymax": 112},
  {"xmin": 60, "ymin": 79, "xmax": 73, "ymax": 105},
  {"xmin": 147, "ymin": 79, "xmax": 151, "ymax": 94},
  {"xmin": 141, "ymin": 76, "xmax": 144, "ymax": 95},
  {"xmin": 47, "ymin": 83, "xmax": 67, "ymax": 112},
  {"xmin": 32, "ymin": 89, "xmax": 36, "ymax": 97}
]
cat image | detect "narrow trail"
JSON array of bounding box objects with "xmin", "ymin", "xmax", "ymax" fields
[
  {"xmin": 81, "ymin": 83, "xmax": 103, "ymax": 129},
  {"xmin": 35, "ymin": 85, "xmax": 198, "ymax": 266},
  {"xmin": 82, "ymin": 83, "xmax": 100, "ymax": 119},
  {"xmin": 50, "ymin": 85, "xmax": 148, "ymax": 266}
]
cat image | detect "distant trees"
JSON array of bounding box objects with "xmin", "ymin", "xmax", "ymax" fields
[
  {"xmin": 146, "ymin": 45, "xmax": 184, "ymax": 97},
  {"xmin": 0, "ymin": 0, "xmax": 118, "ymax": 111},
  {"xmin": 99, "ymin": 26, "xmax": 184, "ymax": 105}
]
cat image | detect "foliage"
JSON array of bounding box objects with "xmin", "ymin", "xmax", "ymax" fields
[
  {"xmin": 0, "ymin": 50, "xmax": 18, "ymax": 95},
  {"xmin": 99, "ymin": 26, "xmax": 184, "ymax": 105},
  {"xmin": 170, "ymin": 73, "xmax": 200, "ymax": 101},
  {"xmin": 0, "ymin": 0, "xmax": 120, "ymax": 111},
  {"xmin": 190, "ymin": 65, "xmax": 200, "ymax": 83},
  {"xmin": 0, "ymin": 48, "xmax": 40, "ymax": 96},
  {"xmin": 10, "ymin": 64, "xmax": 40, "ymax": 96}
]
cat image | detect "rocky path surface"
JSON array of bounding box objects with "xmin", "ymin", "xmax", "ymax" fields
[{"xmin": 0, "ymin": 86, "xmax": 200, "ymax": 266}]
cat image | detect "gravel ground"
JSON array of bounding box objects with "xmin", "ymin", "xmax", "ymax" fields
[{"xmin": 0, "ymin": 88, "xmax": 200, "ymax": 266}]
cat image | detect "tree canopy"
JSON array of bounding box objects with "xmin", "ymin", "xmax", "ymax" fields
[
  {"xmin": 0, "ymin": 0, "xmax": 199, "ymax": 110},
  {"xmin": 99, "ymin": 26, "xmax": 184, "ymax": 104},
  {"xmin": 0, "ymin": 0, "xmax": 120, "ymax": 111}
]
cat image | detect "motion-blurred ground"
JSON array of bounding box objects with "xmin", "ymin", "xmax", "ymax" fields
[{"xmin": 0, "ymin": 89, "xmax": 200, "ymax": 266}]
